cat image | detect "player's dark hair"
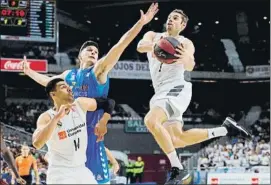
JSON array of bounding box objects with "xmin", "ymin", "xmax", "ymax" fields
[
  {"xmin": 172, "ymin": 9, "xmax": 189, "ymax": 23},
  {"xmin": 45, "ymin": 78, "xmax": 64, "ymax": 97},
  {"xmin": 79, "ymin": 40, "xmax": 99, "ymax": 53},
  {"xmin": 78, "ymin": 40, "xmax": 99, "ymax": 64}
]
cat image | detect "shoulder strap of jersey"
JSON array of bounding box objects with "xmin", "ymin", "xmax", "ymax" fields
[
  {"xmin": 178, "ymin": 35, "xmax": 187, "ymax": 43},
  {"xmin": 47, "ymin": 109, "xmax": 56, "ymax": 119},
  {"xmin": 73, "ymin": 100, "xmax": 86, "ymax": 124},
  {"xmin": 153, "ymin": 32, "xmax": 164, "ymax": 41}
]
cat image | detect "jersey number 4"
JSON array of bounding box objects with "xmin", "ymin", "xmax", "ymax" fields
[{"xmin": 74, "ymin": 138, "xmax": 80, "ymax": 151}]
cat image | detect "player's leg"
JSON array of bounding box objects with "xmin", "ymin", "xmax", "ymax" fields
[
  {"xmin": 144, "ymin": 106, "xmax": 183, "ymax": 170},
  {"xmin": 164, "ymin": 122, "xmax": 227, "ymax": 148},
  {"xmin": 165, "ymin": 117, "xmax": 251, "ymax": 149}
]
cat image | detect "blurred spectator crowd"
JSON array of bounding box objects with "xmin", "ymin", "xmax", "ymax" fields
[
  {"xmin": 1, "ymin": 45, "xmax": 56, "ymax": 64},
  {"xmin": 198, "ymin": 138, "xmax": 270, "ymax": 170},
  {"xmin": 0, "ymin": 101, "xmax": 131, "ymax": 132},
  {"xmin": 1, "ymin": 100, "xmax": 269, "ymax": 131}
]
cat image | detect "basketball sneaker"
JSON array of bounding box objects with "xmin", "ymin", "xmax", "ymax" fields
[
  {"xmin": 222, "ymin": 117, "xmax": 252, "ymax": 138},
  {"xmin": 164, "ymin": 167, "xmax": 193, "ymax": 185}
]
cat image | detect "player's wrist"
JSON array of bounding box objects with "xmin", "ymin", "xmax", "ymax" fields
[
  {"xmin": 24, "ymin": 68, "xmax": 31, "ymax": 76},
  {"xmin": 54, "ymin": 114, "xmax": 62, "ymax": 121},
  {"xmin": 100, "ymin": 113, "xmax": 111, "ymax": 125},
  {"xmin": 137, "ymin": 20, "xmax": 145, "ymax": 27}
]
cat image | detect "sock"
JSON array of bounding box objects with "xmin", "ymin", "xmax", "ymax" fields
[
  {"xmin": 207, "ymin": 127, "xmax": 228, "ymax": 139},
  {"xmin": 167, "ymin": 151, "xmax": 183, "ymax": 169}
]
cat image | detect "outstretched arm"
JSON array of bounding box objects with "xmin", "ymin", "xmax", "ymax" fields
[
  {"xmin": 76, "ymin": 97, "xmax": 115, "ymax": 141},
  {"xmin": 93, "ymin": 3, "xmax": 159, "ymax": 79},
  {"xmin": 76, "ymin": 97, "xmax": 115, "ymax": 127},
  {"xmin": 23, "ymin": 56, "xmax": 70, "ymax": 86}
]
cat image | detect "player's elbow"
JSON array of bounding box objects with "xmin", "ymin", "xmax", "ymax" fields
[
  {"xmin": 137, "ymin": 41, "xmax": 152, "ymax": 53},
  {"xmin": 137, "ymin": 44, "xmax": 145, "ymax": 53},
  {"xmin": 185, "ymin": 61, "xmax": 195, "ymax": 71},
  {"xmin": 32, "ymin": 137, "xmax": 43, "ymax": 150},
  {"xmin": 32, "ymin": 141, "xmax": 42, "ymax": 150}
]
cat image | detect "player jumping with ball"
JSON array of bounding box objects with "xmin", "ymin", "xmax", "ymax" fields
[{"xmin": 137, "ymin": 9, "xmax": 251, "ymax": 184}]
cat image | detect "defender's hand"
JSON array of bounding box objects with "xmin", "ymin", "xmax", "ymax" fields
[
  {"xmin": 94, "ymin": 122, "xmax": 107, "ymax": 142},
  {"xmin": 139, "ymin": 3, "xmax": 159, "ymax": 25},
  {"xmin": 22, "ymin": 56, "xmax": 31, "ymax": 75}
]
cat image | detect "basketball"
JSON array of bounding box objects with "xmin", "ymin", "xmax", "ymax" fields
[{"xmin": 154, "ymin": 37, "xmax": 180, "ymax": 64}]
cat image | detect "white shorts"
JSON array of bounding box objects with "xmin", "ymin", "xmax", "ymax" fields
[
  {"xmin": 46, "ymin": 165, "xmax": 98, "ymax": 184},
  {"xmin": 150, "ymin": 82, "xmax": 192, "ymax": 123}
]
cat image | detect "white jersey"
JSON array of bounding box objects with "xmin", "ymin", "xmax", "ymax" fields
[
  {"xmin": 46, "ymin": 100, "xmax": 88, "ymax": 167},
  {"xmin": 147, "ymin": 32, "xmax": 192, "ymax": 122},
  {"xmin": 147, "ymin": 32, "xmax": 188, "ymax": 92}
]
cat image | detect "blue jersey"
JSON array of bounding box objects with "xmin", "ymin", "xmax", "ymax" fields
[{"xmin": 65, "ymin": 67, "xmax": 110, "ymax": 184}]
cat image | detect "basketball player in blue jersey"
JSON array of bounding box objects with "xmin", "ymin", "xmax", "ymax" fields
[{"xmin": 23, "ymin": 3, "xmax": 159, "ymax": 183}]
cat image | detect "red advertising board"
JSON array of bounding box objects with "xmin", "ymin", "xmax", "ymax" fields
[{"xmin": 0, "ymin": 58, "xmax": 48, "ymax": 73}]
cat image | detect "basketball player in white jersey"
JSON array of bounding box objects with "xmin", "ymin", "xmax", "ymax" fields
[
  {"xmin": 137, "ymin": 9, "xmax": 251, "ymax": 184},
  {"xmin": 32, "ymin": 78, "xmax": 115, "ymax": 184}
]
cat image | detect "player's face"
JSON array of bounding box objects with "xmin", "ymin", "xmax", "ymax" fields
[
  {"xmin": 52, "ymin": 81, "xmax": 74, "ymax": 102},
  {"xmin": 21, "ymin": 146, "xmax": 30, "ymax": 157},
  {"xmin": 80, "ymin": 46, "xmax": 99, "ymax": 66},
  {"xmin": 166, "ymin": 12, "xmax": 187, "ymax": 32}
]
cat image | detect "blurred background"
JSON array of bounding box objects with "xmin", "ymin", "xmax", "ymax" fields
[{"xmin": 0, "ymin": 0, "xmax": 270, "ymax": 184}]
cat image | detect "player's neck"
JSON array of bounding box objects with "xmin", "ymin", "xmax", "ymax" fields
[
  {"xmin": 166, "ymin": 31, "xmax": 180, "ymax": 37},
  {"xmin": 80, "ymin": 63, "xmax": 92, "ymax": 70}
]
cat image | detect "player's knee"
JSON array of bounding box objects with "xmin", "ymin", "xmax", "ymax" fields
[
  {"xmin": 170, "ymin": 132, "xmax": 187, "ymax": 148},
  {"xmin": 172, "ymin": 137, "xmax": 187, "ymax": 148},
  {"xmin": 144, "ymin": 115, "xmax": 159, "ymax": 132}
]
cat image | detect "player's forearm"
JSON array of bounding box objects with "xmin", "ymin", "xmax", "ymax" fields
[
  {"xmin": 184, "ymin": 57, "xmax": 195, "ymax": 71},
  {"xmin": 1, "ymin": 143, "xmax": 20, "ymax": 178},
  {"xmin": 99, "ymin": 113, "xmax": 111, "ymax": 126},
  {"xmin": 137, "ymin": 41, "xmax": 154, "ymax": 53},
  {"xmin": 117, "ymin": 20, "xmax": 144, "ymax": 51},
  {"xmin": 97, "ymin": 21, "xmax": 144, "ymax": 74},
  {"xmin": 33, "ymin": 117, "xmax": 60, "ymax": 149},
  {"xmin": 26, "ymin": 69, "xmax": 51, "ymax": 86},
  {"xmin": 105, "ymin": 147, "xmax": 118, "ymax": 164}
]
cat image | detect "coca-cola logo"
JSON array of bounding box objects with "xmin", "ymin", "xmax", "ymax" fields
[
  {"xmin": 0, "ymin": 58, "xmax": 47, "ymax": 73},
  {"xmin": 3, "ymin": 60, "xmax": 30, "ymax": 70},
  {"xmin": 251, "ymin": 177, "xmax": 259, "ymax": 185},
  {"xmin": 211, "ymin": 178, "xmax": 218, "ymax": 185}
]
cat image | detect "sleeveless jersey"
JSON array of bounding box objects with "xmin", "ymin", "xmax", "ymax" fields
[
  {"xmin": 46, "ymin": 100, "xmax": 87, "ymax": 167},
  {"xmin": 147, "ymin": 32, "xmax": 188, "ymax": 92},
  {"xmin": 65, "ymin": 67, "xmax": 110, "ymax": 184}
]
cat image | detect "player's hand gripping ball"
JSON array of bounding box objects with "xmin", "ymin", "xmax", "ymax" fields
[{"xmin": 154, "ymin": 37, "xmax": 181, "ymax": 64}]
